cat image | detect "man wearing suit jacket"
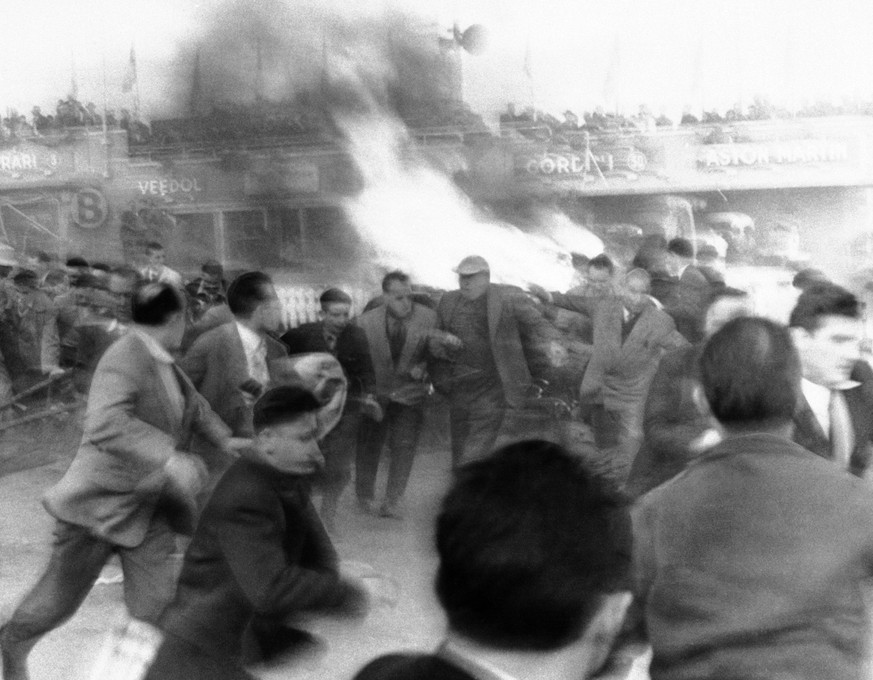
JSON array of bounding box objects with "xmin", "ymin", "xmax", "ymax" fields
[
  {"xmin": 181, "ymin": 272, "xmax": 288, "ymax": 446},
  {"xmin": 145, "ymin": 386, "xmax": 369, "ymax": 680},
  {"xmin": 280, "ymin": 288, "xmax": 377, "ymax": 531},
  {"xmin": 634, "ymin": 316, "xmax": 873, "ymax": 680},
  {"xmin": 0, "ymin": 283, "xmax": 241, "ymax": 680},
  {"xmin": 431, "ymin": 256, "xmax": 565, "ymax": 468},
  {"xmin": 625, "ymin": 288, "xmax": 753, "ymax": 498},
  {"xmin": 356, "ymin": 271, "xmax": 437, "ymax": 518},
  {"xmin": 788, "ymin": 283, "xmax": 873, "ymax": 477},
  {"xmin": 663, "ymin": 237, "xmax": 711, "ymax": 342},
  {"xmin": 535, "ymin": 269, "xmax": 688, "ymax": 476}
]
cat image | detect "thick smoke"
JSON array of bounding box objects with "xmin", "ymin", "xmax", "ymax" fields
[{"xmin": 159, "ymin": 0, "xmax": 454, "ymax": 120}]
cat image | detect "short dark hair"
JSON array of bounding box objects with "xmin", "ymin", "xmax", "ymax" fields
[
  {"xmin": 700, "ymin": 316, "xmax": 800, "ymax": 428},
  {"xmin": 320, "ymin": 287, "xmax": 352, "ymax": 308},
  {"xmin": 227, "ymin": 271, "xmax": 275, "ymax": 319},
  {"xmin": 667, "ymin": 237, "xmax": 694, "ymax": 258},
  {"xmin": 252, "ymin": 385, "xmax": 322, "ymax": 432},
  {"xmin": 435, "ymin": 440, "xmax": 631, "ymax": 651},
  {"xmin": 788, "ymin": 283, "xmax": 859, "ymax": 333},
  {"xmin": 791, "ymin": 268, "xmax": 829, "ymax": 291},
  {"xmin": 587, "ymin": 253, "xmax": 615, "ymax": 275},
  {"xmin": 381, "ymin": 270, "xmax": 410, "ymax": 292},
  {"xmin": 201, "ymin": 259, "xmax": 223, "ymax": 277},
  {"xmin": 145, "ymin": 241, "xmax": 164, "ymax": 253},
  {"xmin": 131, "ymin": 282, "xmax": 184, "ymax": 326},
  {"xmin": 66, "ymin": 256, "xmax": 89, "ymax": 269}
]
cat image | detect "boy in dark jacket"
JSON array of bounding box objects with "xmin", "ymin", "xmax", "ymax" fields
[{"xmin": 146, "ymin": 385, "xmax": 369, "ymax": 680}]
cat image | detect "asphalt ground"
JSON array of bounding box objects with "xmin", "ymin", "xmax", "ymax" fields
[{"xmin": 0, "ymin": 404, "xmax": 461, "ymax": 680}]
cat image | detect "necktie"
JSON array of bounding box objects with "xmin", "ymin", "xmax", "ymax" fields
[
  {"xmin": 251, "ymin": 339, "xmax": 270, "ymax": 387},
  {"xmin": 829, "ymin": 390, "xmax": 854, "ymax": 468},
  {"xmin": 388, "ymin": 317, "xmax": 406, "ymax": 363}
]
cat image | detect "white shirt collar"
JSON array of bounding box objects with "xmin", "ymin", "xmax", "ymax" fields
[
  {"xmin": 235, "ymin": 321, "xmax": 264, "ymax": 355},
  {"xmin": 130, "ymin": 326, "xmax": 174, "ymax": 364}
]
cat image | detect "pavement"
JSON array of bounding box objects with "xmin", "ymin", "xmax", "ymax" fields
[{"xmin": 0, "ymin": 409, "xmax": 457, "ymax": 680}]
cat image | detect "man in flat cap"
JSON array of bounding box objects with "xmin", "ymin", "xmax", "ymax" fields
[{"xmin": 430, "ymin": 256, "xmax": 564, "ymax": 467}]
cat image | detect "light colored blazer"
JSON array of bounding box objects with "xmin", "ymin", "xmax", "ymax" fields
[
  {"xmin": 180, "ymin": 322, "xmax": 288, "ymax": 437},
  {"xmin": 44, "ymin": 331, "xmax": 231, "ymax": 548},
  {"xmin": 357, "ymin": 303, "xmax": 437, "ymax": 405}
]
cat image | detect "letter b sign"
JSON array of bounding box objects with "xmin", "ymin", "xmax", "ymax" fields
[{"xmin": 71, "ymin": 188, "xmax": 108, "ymax": 229}]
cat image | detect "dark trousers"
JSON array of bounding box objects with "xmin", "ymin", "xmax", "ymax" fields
[
  {"xmin": 146, "ymin": 632, "xmax": 255, "ymax": 680},
  {"xmin": 356, "ymin": 402, "xmax": 424, "ymax": 504},
  {"xmin": 1, "ymin": 518, "xmax": 176, "ymax": 658},
  {"xmin": 449, "ymin": 383, "xmax": 505, "ymax": 468},
  {"xmin": 316, "ymin": 411, "xmax": 361, "ymax": 523}
]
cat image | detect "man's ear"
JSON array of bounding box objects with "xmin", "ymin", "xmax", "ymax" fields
[{"xmin": 788, "ymin": 326, "xmax": 809, "ymax": 349}]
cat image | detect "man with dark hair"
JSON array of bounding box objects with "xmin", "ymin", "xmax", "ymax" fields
[
  {"xmin": 141, "ymin": 241, "xmax": 183, "ymax": 287},
  {"xmin": 181, "ymin": 272, "xmax": 288, "ymax": 475},
  {"xmin": 431, "ymin": 256, "xmax": 565, "ymax": 467},
  {"xmin": 788, "ymin": 283, "xmax": 873, "ymax": 476},
  {"xmin": 144, "ymin": 385, "xmax": 370, "ymax": 680},
  {"xmin": 626, "ymin": 288, "xmax": 753, "ymax": 497},
  {"xmin": 355, "ymin": 271, "xmax": 437, "ymax": 518},
  {"xmin": 664, "ymin": 237, "xmax": 710, "ymax": 341},
  {"xmin": 531, "ymin": 268, "xmax": 687, "ymax": 477},
  {"xmin": 281, "ymin": 287, "xmax": 376, "ymax": 531},
  {"xmin": 633, "ymin": 315, "xmax": 873, "ymax": 679},
  {"xmin": 0, "ymin": 282, "xmax": 245, "ymax": 680},
  {"xmin": 353, "ymin": 439, "xmax": 634, "ymax": 680}
]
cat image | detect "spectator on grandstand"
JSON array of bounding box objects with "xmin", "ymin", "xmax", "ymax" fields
[
  {"xmin": 353, "ymin": 439, "xmax": 636, "ymax": 680},
  {"xmin": 141, "ymin": 241, "xmax": 183, "ymax": 287}
]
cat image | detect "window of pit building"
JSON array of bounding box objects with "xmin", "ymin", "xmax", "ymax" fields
[
  {"xmin": 166, "ymin": 212, "xmax": 218, "ymax": 274},
  {"xmin": 222, "ymin": 208, "xmax": 279, "ymax": 269}
]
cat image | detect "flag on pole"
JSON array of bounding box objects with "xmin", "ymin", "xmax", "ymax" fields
[
  {"xmin": 70, "ymin": 50, "xmax": 79, "ymax": 99},
  {"xmin": 122, "ymin": 45, "xmax": 137, "ymax": 93}
]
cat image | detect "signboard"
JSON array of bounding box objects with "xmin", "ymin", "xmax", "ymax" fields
[
  {"xmin": 71, "ymin": 188, "xmax": 108, "ymax": 229},
  {"xmin": 0, "ymin": 143, "xmax": 64, "ymax": 180},
  {"xmin": 245, "ymin": 159, "xmax": 320, "ymax": 195}
]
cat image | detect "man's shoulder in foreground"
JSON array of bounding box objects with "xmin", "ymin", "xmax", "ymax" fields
[{"xmin": 354, "ymin": 652, "xmax": 475, "ymax": 680}]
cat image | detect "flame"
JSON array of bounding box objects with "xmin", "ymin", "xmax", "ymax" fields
[{"xmin": 338, "ymin": 112, "xmax": 585, "ymax": 291}]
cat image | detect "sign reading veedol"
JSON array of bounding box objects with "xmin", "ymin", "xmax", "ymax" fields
[{"xmin": 135, "ymin": 177, "xmax": 204, "ymax": 197}]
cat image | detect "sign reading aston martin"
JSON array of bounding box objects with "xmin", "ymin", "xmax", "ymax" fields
[{"xmin": 698, "ymin": 140, "xmax": 850, "ymax": 168}]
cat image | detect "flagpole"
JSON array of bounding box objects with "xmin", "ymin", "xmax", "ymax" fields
[
  {"xmin": 133, "ymin": 41, "xmax": 142, "ymax": 120},
  {"xmin": 101, "ymin": 53, "xmax": 110, "ymax": 177}
]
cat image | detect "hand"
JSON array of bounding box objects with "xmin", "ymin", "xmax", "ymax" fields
[
  {"xmin": 223, "ymin": 437, "xmax": 253, "ymax": 458},
  {"xmin": 46, "ymin": 366, "xmax": 66, "ymax": 377},
  {"xmin": 408, "ymin": 364, "xmax": 426, "ymax": 381},
  {"xmin": 547, "ymin": 340, "xmax": 569, "ymax": 367},
  {"xmin": 527, "ymin": 283, "xmax": 552, "ymax": 304},
  {"xmin": 361, "ymin": 395, "xmax": 384, "ymax": 423},
  {"xmin": 441, "ymin": 332, "xmax": 463, "ymax": 350},
  {"xmin": 689, "ymin": 428, "xmax": 722, "ymax": 453},
  {"xmin": 164, "ymin": 453, "xmax": 208, "ymax": 499}
]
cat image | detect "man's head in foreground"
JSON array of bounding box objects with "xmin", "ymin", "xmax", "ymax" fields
[
  {"xmin": 701, "ymin": 316, "xmax": 801, "ymax": 434},
  {"xmin": 435, "ymin": 440, "xmax": 632, "ymax": 673},
  {"xmin": 251, "ymin": 386, "xmax": 323, "ymax": 475}
]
